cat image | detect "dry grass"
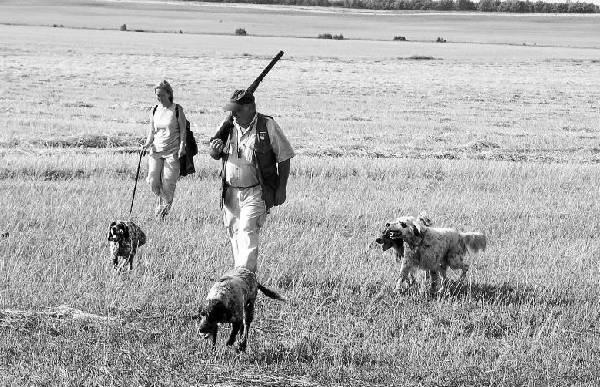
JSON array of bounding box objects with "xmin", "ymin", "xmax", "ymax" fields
[
  {"xmin": 1, "ymin": 2, "xmax": 600, "ymax": 386},
  {"xmin": 2, "ymin": 156, "xmax": 600, "ymax": 385}
]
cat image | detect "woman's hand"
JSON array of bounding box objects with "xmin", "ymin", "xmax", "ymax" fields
[{"xmin": 140, "ymin": 142, "xmax": 152, "ymax": 155}]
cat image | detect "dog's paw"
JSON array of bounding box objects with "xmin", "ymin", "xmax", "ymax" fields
[
  {"xmin": 394, "ymin": 280, "xmax": 410, "ymax": 294},
  {"xmin": 225, "ymin": 338, "xmax": 236, "ymax": 347},
  {"xmin": 236, "ymin": 341, "xmax": 247, "ymax": 353},
  {"xmin": 429, "ymin": 284, "xmax": 450, "ymax": 299},
  {"xmin": 114, "ymin": 264, "xmax": 127, "ymax": 273},
  {"xmin": 202, "ymin": 333, "xmax": 217, "ymax": 347}
]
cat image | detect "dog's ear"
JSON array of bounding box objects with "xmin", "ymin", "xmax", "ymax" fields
[
  {"xmin": 108, "ymin": 222, "xmax": 116, "ymax": 241},
  {"xmin": 412, "ymin": 224, "xmax": 422, "ymax": 238},
  {"xmin": 417, "ymin": 212, "xmax": 432, "ymax": 227},
  {"xmin": 216, "ymin": 301, "xmax": 231, "ymax": 321},
  {"xmin": 207, "ymin": 300, "xmax": 230, "ymax": 322},
  {"xmin": 122, "ymin": 224, "xmax": 130, "ymax": 239},
  {"xmin": 411, "ymin": 215, "xmax": 429, "ymax": 238}
]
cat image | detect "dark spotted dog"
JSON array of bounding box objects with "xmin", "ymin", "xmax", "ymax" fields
[
  {"xmin": 107, "ymin": 220, "xmax": 146, "ymax": 271},
  {"xmin": 196, "ymin": 267, "xmax": 285, "ymax": 352}
]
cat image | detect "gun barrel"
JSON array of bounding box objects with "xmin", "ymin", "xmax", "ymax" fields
[
  {"xmin": 212, "ymin": 50, "xmax": 285, "ymax": 143},
  {"xmin": 246, "ymin": 50, "xmax": 284, "ymax": 95}
]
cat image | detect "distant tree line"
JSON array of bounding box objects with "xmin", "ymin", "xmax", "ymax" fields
[{"xmin": 191, "ymin": 0, "xmax": 599, "ymax": 13}]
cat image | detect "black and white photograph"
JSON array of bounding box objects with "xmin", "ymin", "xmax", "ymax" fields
[{"xmin": 1, "ymin": 0, "xmax": 599, "ymax": 385}]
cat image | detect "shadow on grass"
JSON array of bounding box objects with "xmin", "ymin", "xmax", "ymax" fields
[
  {"xmin": 249, "ymin": 336, "xmax": 320, "ymax": 365},
  {"xmin": 441, "ymin": 280, "xmax": 574, "ymax": 307},
  {"xmin": 276, "ymin": 270, "xmax": 574, "ymax": 308},
  {"xmin": 249, "ymin": 335, "xmax": 393, "ymax": 369}
]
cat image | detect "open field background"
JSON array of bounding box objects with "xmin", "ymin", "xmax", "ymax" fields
[
  {"xmin": 1, "ymin": 0, "xmax": 600, "ymax": 385},
  {"xmin": 3, "ymin": 0, "xmax": 600, "ymax": 47}
]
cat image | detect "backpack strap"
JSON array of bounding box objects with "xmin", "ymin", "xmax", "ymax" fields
[{"xmin": 154, "ymin": 104, "xmax": 179, "ymax": 118}]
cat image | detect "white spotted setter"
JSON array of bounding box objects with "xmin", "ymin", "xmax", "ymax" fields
[{"xmin": 376, "ymin": 214, "xmax": 486, "ymax": 294}]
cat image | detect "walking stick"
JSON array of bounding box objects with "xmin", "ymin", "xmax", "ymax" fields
[{"xmin": 129, "ymin": 149, "xmax": 144, "ymax": 217}]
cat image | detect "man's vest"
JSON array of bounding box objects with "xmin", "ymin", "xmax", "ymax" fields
[{"xmin": 216, "ymin": 113, "xmax": 279, "ymax": 210}]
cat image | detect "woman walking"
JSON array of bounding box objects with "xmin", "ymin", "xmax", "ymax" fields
[{"xmin": 142, "ymin": 80, "xmax": 186, "ymax": 219}]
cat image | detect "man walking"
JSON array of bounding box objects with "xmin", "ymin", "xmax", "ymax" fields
[{"xmin": 209, "ymin": 90, "xmax": 294, "ymax": 273}]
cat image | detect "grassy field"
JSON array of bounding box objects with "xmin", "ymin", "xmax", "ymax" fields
[{"xmin": 1, "ymin": 1, "xmax": 600, "ymax": 386}]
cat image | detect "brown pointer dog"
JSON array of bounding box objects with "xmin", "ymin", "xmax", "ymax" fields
[{"xmin": 196, "ymin": 267, "xmax": 285, "ymax": 352}]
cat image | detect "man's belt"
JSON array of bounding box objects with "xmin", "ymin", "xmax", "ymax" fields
[{"xmin": 225, "ymin": 183, "xmax": 260, "ymax": 189}]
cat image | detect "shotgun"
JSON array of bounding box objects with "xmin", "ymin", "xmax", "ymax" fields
[{"xmin": 211, "ymin": 51, "xmax": 284, "ymax": 143}]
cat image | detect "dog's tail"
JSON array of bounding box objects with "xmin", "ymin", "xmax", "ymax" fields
[
  {"xmin": 257, "ymin": 283, "xmax": 286, "ymax": 301},
  {"xmin": 138, "ymin": 229, "xmax": 146, "ymax": 247},
  {"xmin": 461, "ymin": 232, "xmax": 487, "ymax": 253}
]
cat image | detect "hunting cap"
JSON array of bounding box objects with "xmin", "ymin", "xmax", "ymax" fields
[{"xmin": 223, "ymin": 89, "xmax": 255, "ymax": 111}]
